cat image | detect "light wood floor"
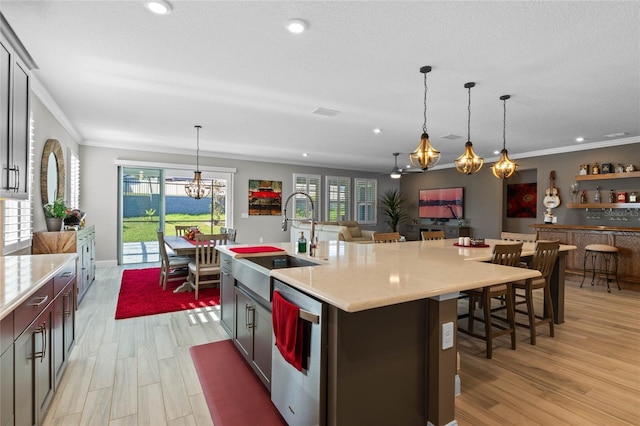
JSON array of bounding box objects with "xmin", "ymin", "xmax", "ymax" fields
[{"xmin": 44, "ymin": 266, "xmax": 640, "ymax": 425}]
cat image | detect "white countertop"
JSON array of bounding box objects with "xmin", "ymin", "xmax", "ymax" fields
[
  {"xmin": 0, "ymin": 253, "xmax": 77, "ymax": 320},
  {"xmin": 218, "ymin": 239, "xmax": 570, "ymax": 312}
]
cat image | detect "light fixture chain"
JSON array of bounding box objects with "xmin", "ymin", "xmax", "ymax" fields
[
  {"xmin": 423, "ymin": 71, "xmax": 428, "ymax": 133},
  {"xmin": 467, "ymin": 86, "xmax": 471, "ymax": 141},
  {"xmin": 503, "ymin": 98, "xmax": 507, "ymax": 150},
  {"xmin": 195, "ymin": 125, "xmax": 201, "ymax": 171}
]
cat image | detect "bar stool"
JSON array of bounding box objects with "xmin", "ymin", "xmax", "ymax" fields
[{"xmin": 581, "ymin": 244, "xmax": 621, "ymax": 293}]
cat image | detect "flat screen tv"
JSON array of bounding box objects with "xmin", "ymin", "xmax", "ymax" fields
[{"xmin": 419, "ymin": 187, "xmax": 464, "ymax": 220}]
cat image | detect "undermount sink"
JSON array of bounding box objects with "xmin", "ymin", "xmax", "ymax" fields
[{"xmin": 244, "ymin": 254, "xmax": 320, "ymax": 270}]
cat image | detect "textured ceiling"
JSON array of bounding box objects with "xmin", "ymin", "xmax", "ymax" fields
[{"xmin": 2, "ymin": 1, "xmax": 639, "ymax": 174}]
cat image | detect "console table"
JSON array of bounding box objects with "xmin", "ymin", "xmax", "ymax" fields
[{"xmin": 404, "ymin": 224, "xmax": 471, "ymax": 241}]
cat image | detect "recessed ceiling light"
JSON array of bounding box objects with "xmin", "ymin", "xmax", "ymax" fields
[
  {"xmin": 575, "ymin": 137, "xmax": 584, "ymax": 142},
  {"xmin": 373, "ymin": 128, "xmax": 382, "ymax": 134},
  {"xmin": 493, "ymin": 150, "xmax": 500, "ymax": 155},
  {"xmin": 145, "ymin": 1, "xmax": 172, "ymax": 15},
  {"xmin": 285, "ymin": 19, "xmax": 308, "ymax": 34},
  {"xmin": 302, "ymin": 153, "xmax": 309, "ymax": 157}
]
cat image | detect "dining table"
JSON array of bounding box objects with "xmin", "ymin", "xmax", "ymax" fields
[
  {"xmin": 164, "ymin": 235, "xmax": 199, "ymax": 256},
  {"xmin": 421, "ymin": 238, "xmax": 577, "ymax": 324}
]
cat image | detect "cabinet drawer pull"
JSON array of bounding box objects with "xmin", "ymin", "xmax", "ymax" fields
[
  {"xmin": 63, "ymin": 292, "xmax": 71, "ymax": 316},
  {"xmin": 245, "ymin": 304, "xmax": 255, "ymax": 330},
  {"xmin": 33, "ymin": 323, "xmax": 47, "ymax": 362},
  {"xmin": 29, "ymin": 295, "xmax": 49, "ymax": 307},
  {"xmin": 61, "ymin": 271, "xmax": 73, "ymax": 278}
]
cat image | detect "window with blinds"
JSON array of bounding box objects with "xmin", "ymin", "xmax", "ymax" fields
[
  {"xmin": 326, "ymin": 176, "xmax": 350, "ymax": 222},
  {"xmin": 2, "ymin": 199, "xmax": 33, "ymax": 253},
  {"xmin": 293, "ymin": 174, "xmax": 321, "ymax": 221},
  {"xmin": 354, "ymin": 178, "xmax": 377, "ymax": 224},
  {"xmin": 68, "ymin": 149, "xmax": 80, "ymax": 209}
]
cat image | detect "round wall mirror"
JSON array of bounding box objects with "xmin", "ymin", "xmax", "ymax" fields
[{"xmin": 40, "ymin": 139, "xmax": 65, "ymax": 206}]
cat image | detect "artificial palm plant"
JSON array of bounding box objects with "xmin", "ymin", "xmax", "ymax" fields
[{"xmin": 381, "ymin": 189, "xmax": 407, "ymax": 232}]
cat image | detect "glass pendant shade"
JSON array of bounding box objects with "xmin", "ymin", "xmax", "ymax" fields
[
  {"xmin": 409, "ymin": 133, "xmax": 440, "ymax": 170},
  {"xmin": 455, "ymin": 82, "xmax": 483, "ymax": 175},
  {"xmin": 491, "ymin": 94, "xmax": 518, "ymax": 179},
  {"xmin": 185, "ymin": 125, "xmax": 211, "ymax": 200},
  {"xmin": 454, "ymin": 141, "xmax": 484, "ymax": 175}
]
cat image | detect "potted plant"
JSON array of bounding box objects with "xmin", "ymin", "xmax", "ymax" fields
[
  {"xmin": 381, "ymin": 189, "xmax": 408, "ymax": 232},
  {"xmin": 43, "ymin": 197, "xmax": 69, "ymax": 231}
]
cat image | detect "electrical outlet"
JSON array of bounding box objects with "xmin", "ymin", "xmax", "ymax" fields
[
  {"xmin": 442, "ymin": 322, "xmax": 454, "ymax": 350},
  {"xmin": 259, "ymin": 237, "xmax": 264, "ymax": 243}
]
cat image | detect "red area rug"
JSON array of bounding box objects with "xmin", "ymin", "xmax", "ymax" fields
[
  {"xmin": 115, "ymin": 267, "xmax": 220, "ymax": 319},
  {"xmin": 190, "ymin": 340, "xmax": 286, "ymax": 426}
]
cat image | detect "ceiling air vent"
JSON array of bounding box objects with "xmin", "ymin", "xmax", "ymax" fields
[
  {"xmin": 312, "ymin": 107, "xmax": 341, "ymax": 117},
  {"xmin": 603, "ymin": 132, "xmax": 627, "ymax": 138},
  {"xmin": 440, "ymin": 133, "xmax": 463, "ymax": 140}
]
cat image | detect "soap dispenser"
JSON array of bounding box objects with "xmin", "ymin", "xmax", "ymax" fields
[{"xmin": 298, "ymin": 232, "xmax": 307, "ymax": 254}]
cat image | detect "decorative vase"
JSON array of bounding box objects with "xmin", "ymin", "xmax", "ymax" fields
[{"xmin": 45, "ymin": 217, "xmax": 63, "ymax": 232}]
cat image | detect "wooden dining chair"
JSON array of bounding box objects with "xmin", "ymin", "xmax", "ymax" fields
[
  {"xmin": 175, "ymin": 225, "xmax": 197, "ymax": 236},
  {"xmin": 458, "ymin": 243, "xmax": 522, "ymax": 359},
  {"xmin": 421, "ymin": 230, "xmax": 445, "ymax": 240},
  {"xmin": 511, "ymin": 240, "xmax": 559, "ymax": 345},
  {"xmin": 373, "ymin": 232, "xmax": 401, "ymax": 243},
  {"xmin": 157, "ymin": 230, "xmax": 191, "ymax": 290},
  {"xmin": 188, "ymin": 233, "xmax": 228, "ymax": 299}
]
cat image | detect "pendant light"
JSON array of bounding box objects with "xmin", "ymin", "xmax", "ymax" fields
[
  {"xmin": 454, "ymin": 82, "xmax": 484, "ymax": 175},
  {"xmin": 390, "ymin": 153, "xmax": 402, "ymax": 179},
  {"xmin": 491, "ymin": 95, "xmax": 518, "ymax": 179},
  {"xmin": 409, "ymin": 66, "xmax": 440, "ymax": 171},
  {"xmin": 185, "ymin": 125, "xmax": 211, "ymax": 199}
]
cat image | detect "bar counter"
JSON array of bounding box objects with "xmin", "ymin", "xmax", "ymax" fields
[{"xmin": 532, "ymin": 224, "xmax": 640, "ymax": 289}]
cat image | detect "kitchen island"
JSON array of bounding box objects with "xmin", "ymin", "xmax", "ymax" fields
[{"xmin": 218, "ymin": 240, "xmax": 547, "ymax": 426}]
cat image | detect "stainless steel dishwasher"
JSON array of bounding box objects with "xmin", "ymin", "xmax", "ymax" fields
[{"xmin": 271, "ymin": 279, "xmax": 327, "ymax": 426}]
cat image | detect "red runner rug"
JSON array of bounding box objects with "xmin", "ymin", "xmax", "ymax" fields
[
  {"xmin": 115, "ymin": 267, "xmax": 220, "ymax": 319},
  {"xmin": 190, "ymin": 340, "xmax": 286, "ymax": 426}
]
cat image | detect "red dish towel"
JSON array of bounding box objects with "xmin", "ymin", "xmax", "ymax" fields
[
  {"xmin": 272, "ymin": 291, "xmax": 303, "ymax": 371},
  {"xmin": 230, "ymin": 246, "xmax": 285, "ymax": 254}
]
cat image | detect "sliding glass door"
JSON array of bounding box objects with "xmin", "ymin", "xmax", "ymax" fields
[
  {"xmin": 120, "ymin": 167, "xmax": 163, "ymax": 264},
  {"xmin": 118, "ymin": 166, "xmax": 231, "ymax": 265}
]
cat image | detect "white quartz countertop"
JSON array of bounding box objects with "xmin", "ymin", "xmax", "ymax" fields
[
  {"xmin": 0, "ymin": 253, "xmax": 77, "ymax": 320},
  {"xmin": 218, "ymin": 239, "xmax": 573, "ymax": 312}
]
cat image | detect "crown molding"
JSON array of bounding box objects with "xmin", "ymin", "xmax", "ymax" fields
[{"xmin": 31, "ymin": 75, "xmax": 82, "ymax": 143}]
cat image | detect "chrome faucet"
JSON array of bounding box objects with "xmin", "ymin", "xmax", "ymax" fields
[{"xmin": 282, "ymin": 191, "xmax": 316, "ymax": 256}]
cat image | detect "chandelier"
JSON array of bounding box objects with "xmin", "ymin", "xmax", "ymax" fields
[
  {"xmin": 409, "ymin": 66, "xmax": 440, "ymax": 171},
  {"xmin": 491, "ymin": 95, "xmax": 518, "ymax": 179},
  {"xmin": 454, "ymin": 82, "xmax": 484, "ymax": 175},
  {"xmin": 185, "ymin": 125, "xmax": 211, "ymax": 199}
]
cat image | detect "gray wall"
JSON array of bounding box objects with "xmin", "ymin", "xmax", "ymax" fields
[
  {"xmin": 81, "ymin": 145, "xmax": 398, "ymax": 264},
  {"xmin": 399, "ymin": 144, "xmax": 640, "ymax": 239},
  {"xmin": 31, "ymin": 96, "xmax": 80, "ymax": 233}
]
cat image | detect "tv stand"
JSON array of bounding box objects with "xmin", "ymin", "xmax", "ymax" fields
[{"xmin": 403, "ymin": 224, "xmax": 471, "ymax": 241}]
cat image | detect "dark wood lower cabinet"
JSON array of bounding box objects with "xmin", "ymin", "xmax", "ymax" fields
[
  {"xmin": 233, "ymin": 286, "xmax": 272, "ymax": 390},
  {"xmin": 15, "ymin": 305, "xmax": 54, "ymax": 426},
  {"xmin": 0, "ymin": 345, "xmax": 13, "ymax": 426},
  {"xmin": 2, "ymin": 258, "xmax": 76, "ymax": 426},
  {"xmin": 53, "ymin": 280, "xmax": 76, "ymax": 386}
]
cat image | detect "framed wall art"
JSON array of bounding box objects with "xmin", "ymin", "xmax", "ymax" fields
[
  {"xmin": 506, "ymin": 183, "xmax": 537, "ymax": 218},
  {"xmin": 248, "ymin": 179, "xmax": 282, "ymax": 215}
]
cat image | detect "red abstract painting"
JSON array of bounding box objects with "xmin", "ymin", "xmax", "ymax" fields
[{"xmin": 507, "ymin": 183, "xmax": 537, "ymax": 218}]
